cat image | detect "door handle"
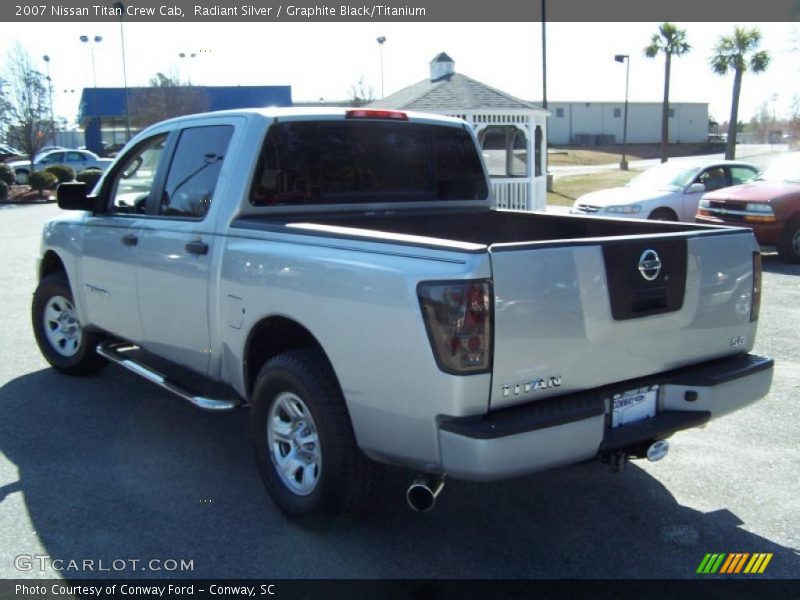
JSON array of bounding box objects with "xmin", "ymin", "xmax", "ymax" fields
[
  {"xmin": 185, "ymin": 240, "xmax": 209, "ymax": 255},
  {"xmin": 121, "ymin": 233, "xmax": 138, "ymax": 247}
]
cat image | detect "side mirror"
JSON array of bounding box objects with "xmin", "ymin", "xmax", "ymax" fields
[
  {"xmin": 57, "ymin": 182, "xmax": 96, "ymax": 211},
  {"xmin": 685, "ymin": 182, "xmax": 706, "ymax": 194}
]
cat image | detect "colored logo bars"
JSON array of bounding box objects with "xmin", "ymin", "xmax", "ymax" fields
[{"xmin": 696, "ymin": 553, "xmax": 773, "ymax": 574}]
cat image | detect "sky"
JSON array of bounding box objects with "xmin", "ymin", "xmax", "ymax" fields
[{"xmin": 0, "ymin": 21, "xmax": 797, "ymax": 127}]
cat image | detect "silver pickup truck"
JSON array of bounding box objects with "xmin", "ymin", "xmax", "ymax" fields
[{"xmin": 34, "ymin": 108, "xmax": 773, "ymax": 518}]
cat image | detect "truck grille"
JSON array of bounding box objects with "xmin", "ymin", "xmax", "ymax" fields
[{"xmin": 703, "ymin": 200, "xmax": 747, "ymax": 221}]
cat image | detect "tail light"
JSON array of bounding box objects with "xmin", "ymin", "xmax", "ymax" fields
[
  {"xmin": 750, "ymin": 251, "xmax": 762, "ymax": 322},
  {"xmin": 418, "ymin": 280, "xmax": 492, "ymax": 374}
]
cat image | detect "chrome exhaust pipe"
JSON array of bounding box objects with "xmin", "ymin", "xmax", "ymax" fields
[
  {"xmin": 646, "ymin": 440, "xmax": 669, "ymax": 462},
  {"xmin": 406, "ymin": 474, "xmax": 445, "ymax": 512}
]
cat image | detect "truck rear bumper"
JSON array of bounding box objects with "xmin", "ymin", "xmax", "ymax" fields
[{"xmin": 438, "ymin": 353, "xmax": 773, "ymax": 481}]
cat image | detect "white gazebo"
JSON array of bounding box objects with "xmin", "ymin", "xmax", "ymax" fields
[{"xmin": 368, "ymin": 53, "xmax": 549, "ymax": 211}]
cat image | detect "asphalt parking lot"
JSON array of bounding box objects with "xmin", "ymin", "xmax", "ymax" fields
[{"xmin": 0, "ymin": 202, "xmax": 798, "ymax": 580}]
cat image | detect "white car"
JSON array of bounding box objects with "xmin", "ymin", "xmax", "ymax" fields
[
  {"xmin": 571, "ymin": 160, "xmax": 760, "ymax": 222},
  {"xmin": 8, "ymin": 149, "xmax": 113, "ymax": 184}
]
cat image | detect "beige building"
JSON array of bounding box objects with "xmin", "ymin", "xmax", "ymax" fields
[{"xmin": 546, "ymin": 101, "xmax": 709, "ymax": 145}]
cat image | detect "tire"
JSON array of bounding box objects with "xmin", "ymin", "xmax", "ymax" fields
[
  {"xmin": 777, "ymin": 217, "xmax": 800, "ymax": 264},
  {"xmin": 15, "ymin": 169, "xmax": 29, "ymax": 185},
  {"xmin": 32, "ymin": 272, "xmax": 107, "ymax": 375},
  {"xmin": 250, "ymin": 349, "xmax": 382, "ymax": 519},
  {"xmin": 648, "ymin": 207, "xmax": 678, "ymax": 221}
]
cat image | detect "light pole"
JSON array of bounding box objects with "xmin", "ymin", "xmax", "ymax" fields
[
  {"xmin": 615, "ymin": 54, "xmax": 630, "ymax": 171},
  {"xmin": 42, "ymin": 55, "xmax": 56, "ymax": 145},
  {"xmin": 376, "ymin": 36, "xmax": 386, "ymax": 98},
  {"xmin": 80, "ymin": 35, "xmax": 103, "ymax": 87},
  {"xmin": 178, "ymin": 51, "xmax": 198, "ymax": 84},
  {"xmin": 541, "ymin": 0, "xmax": 552, "ymax": 192},
  {"xmin": 112, "ymin": 1, "xmax": 132, "ymax": 141}
]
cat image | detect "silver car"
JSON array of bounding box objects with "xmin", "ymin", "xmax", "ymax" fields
[
  {"xmin": 8, "ymin": 149, "xmax": 113, "ymax": 184},
  {"xmin": 571, "ymin": 160, "xmax": 760, "ymax": 222}
]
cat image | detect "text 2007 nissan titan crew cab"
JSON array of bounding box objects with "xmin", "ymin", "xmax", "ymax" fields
[{"xmin": 34, "ymin": 108, "xmax": 773, "ymax": 518}]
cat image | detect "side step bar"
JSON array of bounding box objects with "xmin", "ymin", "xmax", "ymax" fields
[{"xmin": 96, "ymin": 342, "xmax": 240, "ymax": 411}]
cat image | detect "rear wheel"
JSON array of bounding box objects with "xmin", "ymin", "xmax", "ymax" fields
[
  {"xmin": 648, "ymin": 207, "xmax": 678, "ymax": 221},
  {"xmin": 777, "ymin": 217, "xmax": 800, "ymax": 264},
  {"xmin": 32, "ymin": 272, "xmax": 107, "ymax": 375},
  {"xmin": 15, "ymin": 169, "xmax": 29, "ymax": 185},
  {"xmin": 250, "ymin": 349, "xmax": 382, "ymax": 519}
]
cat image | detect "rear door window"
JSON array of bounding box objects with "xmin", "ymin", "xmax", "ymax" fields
[
  {"xmin": 250, "ymin": 120, "xmax": 488, "ymax": 206},
  {"xmin": 729, "ymin": 166, "xmax": 759, "ymax": 185},
  {"xmin": 160, "ymin": 125, "xmax": 234, "ymax": 219}
]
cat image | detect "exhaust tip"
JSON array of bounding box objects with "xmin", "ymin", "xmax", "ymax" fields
[
  {"xmin": 646, "ymin": 440, "xmax": 669, "ymax": 462},
  {"xmin": 406, "ymin": 474, "xmax": 444, "ymax": 512}
]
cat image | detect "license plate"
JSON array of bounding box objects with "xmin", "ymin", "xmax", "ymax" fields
[{"xmin": 610, "ymin": 385, "xmax": 658, "ymax": 428}]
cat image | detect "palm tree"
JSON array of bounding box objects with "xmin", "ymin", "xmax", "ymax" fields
[
  {"xmin": 710, "ymin": 26, "xmax": 770, "ymax": 159},
  {"xmin": 644, "ymin": 23, "xmax": 691, "ymax": 163}
]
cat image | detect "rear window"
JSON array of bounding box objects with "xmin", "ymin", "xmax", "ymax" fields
[{"xmin": 250, "ymin": 120, "xmax": 488, "ymax": 206}]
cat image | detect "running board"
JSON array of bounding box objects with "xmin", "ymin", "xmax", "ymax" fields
[{"xmin": 96, "ymin": 342, "xmax": 239, "ymax": 411}]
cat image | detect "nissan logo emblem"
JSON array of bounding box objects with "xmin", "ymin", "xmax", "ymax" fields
[{"xmin": 638, "ymin": 249, "xmax": 662, "ymax": 281}]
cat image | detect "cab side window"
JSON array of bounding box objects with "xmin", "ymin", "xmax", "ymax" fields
[
  {"xmin": 698, "ymin": 167, "xmax": 728, "ymax": 192},
  {"xmin": 108, "ymin": 134, "xmax": 168, "ymax": 215},
  {"xmin": 159, "ymin": 125, "xmax": 233, "ymax": 219}
]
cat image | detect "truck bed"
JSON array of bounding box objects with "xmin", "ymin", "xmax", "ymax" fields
[{"xmin": 234, "ymin": 208, "xmax": 732, "ymax": 250}]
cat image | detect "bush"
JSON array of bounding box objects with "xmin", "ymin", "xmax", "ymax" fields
[
  {"xmin": 76, "ymin": 168, "xmax": 103, "ymax": 190},
  {"xmin": 44, "ymin": 164, "xmax": 75, "ymax": 184},
  {"xmin": 29, "ymin": 170, "xmax": 58, "ymax": 193},
  {"xmin": 0, "ymin": 163, "xmax": 14, "ymax": 186},
  {"xmin": 0, "ymin": 180, "xmax": 8, "ymax": 200}
]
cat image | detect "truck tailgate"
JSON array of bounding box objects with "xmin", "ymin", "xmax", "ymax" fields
[{"xmin": 489, "ymin": 230, "xmax": 758, "ymax": 410}]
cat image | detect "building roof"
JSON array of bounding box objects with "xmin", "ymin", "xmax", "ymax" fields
[
  {"xmin": 78, "ymin": 85, "xmax": 292, "ymax": 122},
  {"xmin": 430, "ymin": 52, "xmax": 454, "ymax": 63},
  {"xmin": 369, "ymin": 72, "xmax": 545, "ymax": 113}
]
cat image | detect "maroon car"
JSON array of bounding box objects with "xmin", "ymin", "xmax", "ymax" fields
[{"xmin": 697, "ymin": 152, "xmax": 800, "ymax": 263}]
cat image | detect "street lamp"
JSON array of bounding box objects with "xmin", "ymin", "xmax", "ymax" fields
[
  {"xmin": 376, "ymin": 36, "xmax": 386, "ymax": 98},
  {"xmin": 178, "ymin": 51, "xmax": 198, "ymax": 84},
  {"xmin": 80, "ymin": 35, "xmax": 103, "ymax": 87},
  {"xmin": 42, "ymin": 55, "xmax": 56, "ymax": 145},
  {"xmin": 614, "ymin": 54, "xmax": 630, "ymax": 171},
  {"xmin": 112, "ymin": 1, "xmax": 132, "ymax": 141}
]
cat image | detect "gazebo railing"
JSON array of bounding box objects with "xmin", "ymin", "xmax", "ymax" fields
[{"xmin": 491, "ymin": 178, "xmax": 530, "ymax": 211}]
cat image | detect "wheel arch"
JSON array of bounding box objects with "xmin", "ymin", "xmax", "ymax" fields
[
  {"xmin": 40, "ymin": 250, "xmax": 67, "ymax": 281},
  {"xmin": 648, "ymin": 206, "xmax": 679, "ymax": 221},
  {"xmin": 243, "ymin": 315, "xmax": 337, "ymax": 398}
]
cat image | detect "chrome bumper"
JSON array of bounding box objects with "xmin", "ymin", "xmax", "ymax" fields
[{"xmin": 438, "ymin": 354, "xmax": 773, "ymax": 481}]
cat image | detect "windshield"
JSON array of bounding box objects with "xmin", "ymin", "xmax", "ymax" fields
[
  {"xmin": 760, "ymin": 154, "xmax": 800, "ymax": 183},
  {"xmin": 250, "ymin": 120, "xmax": 488, "ymax": 206},
  {"xmin": 627, "ymin": 164, "xmax": 696, "ymax": 191}
]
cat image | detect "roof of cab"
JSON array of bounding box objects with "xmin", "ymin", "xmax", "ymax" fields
[{"xmin": 147, "ymin": 106, "xmax": 468, "ymax": 128}]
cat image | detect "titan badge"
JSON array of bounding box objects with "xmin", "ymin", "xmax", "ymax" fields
[{"xmin": 500, "ymin": 375, "xmax": 562, "ymax": 398}]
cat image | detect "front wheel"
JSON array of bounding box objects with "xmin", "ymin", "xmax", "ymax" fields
[
  {"xmin": 777, "ymin": 218, "xmax": 800, "ymax": 264},
  {"xmin": 15, "ymin": 169, "xmax": 30, "ymax": 185},
  {"xmin": 250, "ymin": 349, "xmax": 382, "ymax": 519},
  {"xmin": 32, "ymin": 272, "xmax": 107, "ymax": 375}
]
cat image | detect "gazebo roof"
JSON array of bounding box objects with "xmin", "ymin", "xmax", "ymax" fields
[{"xmin": 369, "ymin": 72, "xmax": 546, "ymax": 113}]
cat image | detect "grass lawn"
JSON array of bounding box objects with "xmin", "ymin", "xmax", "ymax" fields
[
  {"xmin": 548, "ymin": 143, "xmax": 726, "ymax": 166},
  {"xmin": 546, "ymin": 170, "xmax": 639, "ymax": 207}
]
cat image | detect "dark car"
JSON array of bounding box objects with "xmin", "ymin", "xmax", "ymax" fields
[{"xmin": 696, "ymin": 152, "xmax": 800, "ymax": 263}]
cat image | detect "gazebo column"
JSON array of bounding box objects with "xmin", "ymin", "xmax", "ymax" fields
[
  {"xmin": 504, "ymin": 127, "xmax": 514, "ymax": 176},
  {"xmin": 526, "ymin": 118, "xmax": 535, "ymax": 211}
]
